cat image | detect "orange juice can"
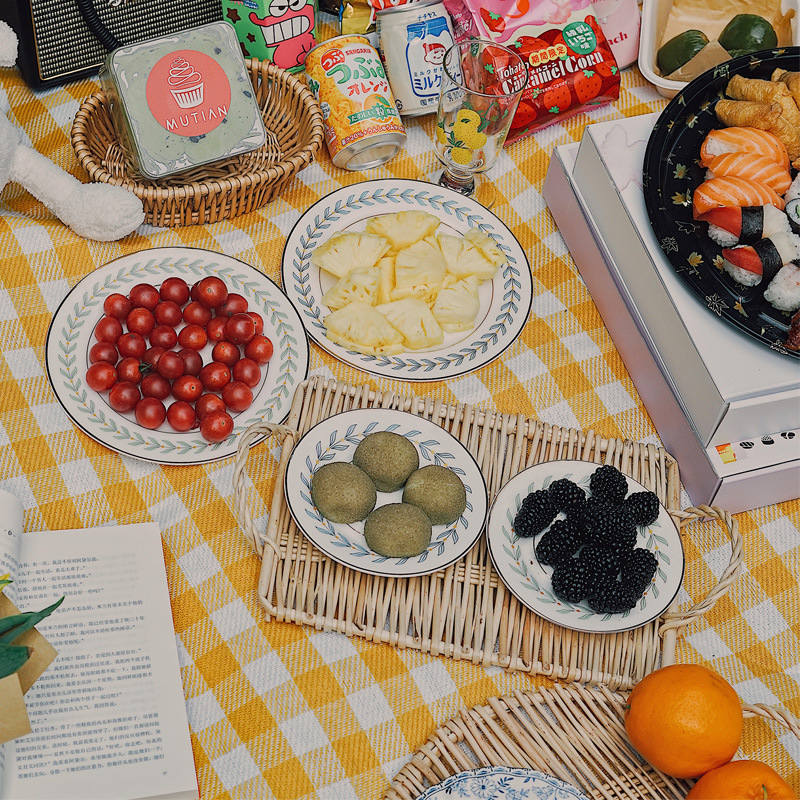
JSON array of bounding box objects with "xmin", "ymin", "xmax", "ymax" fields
[{"xmin": 305, "ymin": 35, "xmax": 406, "ymax": 170}]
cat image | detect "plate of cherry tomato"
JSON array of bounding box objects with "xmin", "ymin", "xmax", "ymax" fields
[{"xmin": 45, "ymin": 247, "xmax": 309, "ymax": 465}]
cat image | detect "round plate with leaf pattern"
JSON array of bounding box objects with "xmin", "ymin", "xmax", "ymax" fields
[
  {"xmin": 486, "ymin": 460, "xmax": 684, "ymax": 634},
  {"xmin": 283, "ymin": 408, "xmax": 488, "ymax": 578},
  {"xmin": 416, "ymin": 766, "xmax": 590, "ymax": 800},
  {"xmin": 281, "ymin": 178, "xmax": 533, "ymax": 381},
  {"xmin": 45, "ymin": 247, "xmax": 309, "ymax": 465},
  {"xmin": 643, "ymin": 48, "xmax": 800, "ymax": 359}
]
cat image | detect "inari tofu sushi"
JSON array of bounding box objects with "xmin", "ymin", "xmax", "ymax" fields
[
  {"xmin": 705, "ymin": 152, "xmax": 792, "ymax": 195},
  {"xmin": 721, "ymin": 230, "xmax": 800, "ymax": 287},
  {"xmin": 692, "ymin": 176, "xmax": 784, "ymax": 219},
  {"xmin": 698, "ymin": 204, "xmax": 790, "ymax": 247},
  {"xmin": 700, "ymin": 126, "xmax": 790, "ymax": 171}
]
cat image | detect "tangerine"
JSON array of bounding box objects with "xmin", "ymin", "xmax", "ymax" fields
[
  {"xmin": 686, "ymin": 760, "xmax": 797, "ymax": 800},
  {"xmin": 624, "ymin": 664, "xmax": 743, "ymax": 778}
]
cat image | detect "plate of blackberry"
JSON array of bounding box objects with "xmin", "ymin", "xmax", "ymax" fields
[{"xmin": 485, "ymin": 460, "xmax": 684, "ymax": 634}]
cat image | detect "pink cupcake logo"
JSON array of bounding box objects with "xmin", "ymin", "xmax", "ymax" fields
[{"xmin": 168, "ymin": 57, "xmax": 204, "ymax": 109}]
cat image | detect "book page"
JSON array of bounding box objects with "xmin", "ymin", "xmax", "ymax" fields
[
  {"xmin": 1, "ymin": 522, "xmax": 198, "ymax": 800},
  {"xmin": 0, "ymin": 490, "xmax": 24, "ymax": 604}
]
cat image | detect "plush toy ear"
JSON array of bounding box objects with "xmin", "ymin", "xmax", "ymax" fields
[{"xmin": 0, "ymin": 20, "xmax": 19, "ymax": 68}]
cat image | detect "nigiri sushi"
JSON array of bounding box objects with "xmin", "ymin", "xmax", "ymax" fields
[
  {"xmin": 692, "ymin": 176, "xmax": 785, "ymax": 219},
  {"xmin": 705, "ymin": 152, "xmax": 792, "ymax": 195},
  {"xmin": 764, "ymin": 263, "xmax": 800, "ymax": 312},
  {"xmin": 721, "ymin": 230, "xmax": 800, "ymax": 287},
  {"xmin": 698, "ymin": 205, "xmax": 790, "ymax": 247},
  {"xmin": 700, "ymin": 127, "xmax": 790, "ymax": 171}
]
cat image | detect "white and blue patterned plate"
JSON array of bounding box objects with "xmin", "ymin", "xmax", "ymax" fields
[
  {"xmin": 486, "ymin": 461, "xmax": 684, "ymax": 634},
  {"xmin": 415, "ymin": 766, "xmax": 590, "ymax": 800},
  {"xmin": 283, "ymin": 408, "xmax": 489, "ymax": 578},
  {"xmin": 280, "ymin": 179, "xmax": 533, "ymax": 382},
  {"xmin": 45, "ymin": 247, "xmax": 309, "ymax": 465}
]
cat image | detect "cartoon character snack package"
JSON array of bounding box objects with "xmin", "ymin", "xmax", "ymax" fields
[
  {"xmin": 221, "ymin": 0, "xmax": 318, "ymax": 73},
  {"xmin": 442, "ymin": 0, "xmax": 621, "ymax": 143}
]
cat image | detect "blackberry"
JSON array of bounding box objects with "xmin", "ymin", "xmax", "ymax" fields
[
  {"xmin": 579, "ymin": 544, "xmax": 620, "ymax": 588},
  {"xmin": 513, "ymin": 490, "xmax": 557, "ymax": 538},
  {"xmin": 548, "ymin": 478, "xmax": 587, "ymax": 514},
  {"xmin": 621, "ymin": 548, "xmax": 658, "ymax": 596},
  {"xmin": 578, "ymin": 502, "xmax": 629, "ymax": 546},
  {"xmin": 623, "ymin": 491, "xmax": 660, "ymax": 526},
  {"xmin": 587, "ymin": 577, "xmax": 638, "ymax": 614},
  {"xmin": 551, "ymin": 558, "xmax": 591, "ymax": 604},
  {"xmin": 603, "ymin": 524, "xmax": 638, "ymax": 560},
  {"xmin": 535, "ymin": 518, "xmax": 582, "ymax": 566},
  {"xmin": 589, "ymin": 464, "xmax": 628, "ymax": 505}
]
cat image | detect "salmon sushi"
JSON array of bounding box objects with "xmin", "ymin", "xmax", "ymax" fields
[
  {"xmin": 705, "ymin": 153, "xmax": 792, "ymax": 195},
  {"xmin": 698, "ymin": 204, "xmax": 790, "ymax": 246},
  {"xmin": 692, "ymin": 177, "xmax": 785, "ymax": 220},
  {"xmin": 700, "ymin": 127, "xmax": 790, "ymax": 171}
]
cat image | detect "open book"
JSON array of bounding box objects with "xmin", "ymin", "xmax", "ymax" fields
[{"xmin": 0, "ymin": 490, "xmax": 198, "ymax": 800}]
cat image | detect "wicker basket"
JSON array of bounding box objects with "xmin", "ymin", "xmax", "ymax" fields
[{"xmin": 70, "ymin": 60, "xmax": 324, "ymax": 228}]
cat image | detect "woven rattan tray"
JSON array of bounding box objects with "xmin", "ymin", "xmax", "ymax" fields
[
  {"xmin": 233, "ymin": 377, "xmax": 742, "ymax": 691},
  {"xmin": 384, "ymin": 683, "xmax": 800, "ymax": 799},
  {"xmin": 71, "ymin": 60, "xmax": 323, "ymax": 228}
]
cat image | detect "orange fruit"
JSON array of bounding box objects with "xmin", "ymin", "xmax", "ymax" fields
[
  {"xmin": 686, "ymin": 760, "xmax": 797, "ymax": 800},
  {"xmin": 624, "ymin": 664, "xmax": 743, "ymax": 778}
]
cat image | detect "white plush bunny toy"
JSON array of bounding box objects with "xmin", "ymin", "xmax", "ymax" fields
[{"xmin": 0, "ymin": 20, "xmax": 144, "ymax": 241}]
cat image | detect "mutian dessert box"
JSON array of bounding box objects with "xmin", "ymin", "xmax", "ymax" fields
[{"xmin": 99, "ymin": 21, "xmax": 267, "ymax": 180}]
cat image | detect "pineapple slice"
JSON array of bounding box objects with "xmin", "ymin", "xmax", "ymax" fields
[
  {"xmin": 321, "ymin": 267, "xmax": 379, "ymax": 310},
  {"xmin": 365, "ymin": 211, "xmax": 441, "ymax": 254},
  {"xmin": 375, "ymin": 297, "xmax": 444, "ymax": 350},
  {"xmin": 311, "ymin": 232, "xmax": 390, "ymax": 279},
  {"xmin": 432, "ymin": 276, "xmax": 481, "ymax": 332},
  {"xmin": 435, "ymin": 233, "xmax": 497, "ymax": 281},
  {"xmin": 376, "ymin": 256, "xmax": 395, "ymax": 305},
  {"xmin": 464, "ymin": 228, "xmax": 505, "ymax": 268},
  {"xmin": 323, "ymin": 301, "xmax": 404, "ymax": 356},
  {"xmin": 391, "ymin": 239, "xmax": 446, "ymax": 304}
]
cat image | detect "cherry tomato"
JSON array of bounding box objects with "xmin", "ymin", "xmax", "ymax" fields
[
  {"xmin": 129, "ymin": 283, "xmax": 160, "ymax": 311},
  {"xmin": 143, "ymin": 346, "xmax": 165, "ymax": 368},
  {"xmin": 86, "ymin": 362, "xmax": 117, "ymax": 392},
  {"xmin": 195, "ymin": 393, "xmax": 226, "ymax": 420},
  {"xmin": 94, "ymin": 316, "xmax": 123, "ymax": 344},
  {"xmin": 89, "ymin": 342, "xmax": 119, "ymax": 365},
  {"xmin": 232, "ymin": 357, "xmax": 261, "ymax": 388},
  {"xmin": 177, "ymin": 324, "xmax": 208, "ymax": 351},
  {"xmin": 159, "ymin": 277, "xmax": 190, "ymax": 306},
  {"xmin": 108, "ymin": 381, "xmax": 140, "ymax": 413},
  {"xmin": 167, "ymin": 401, "xmax": 196, "ymax": 432},
  {"xmin": 141, "ymin": 373, "xmax": 171, "ymax": 400},
  {"xmin": 190, "ymin": 281, "xmax": 202, "ymax": 302},
  {"xmin": 103, "ymin": 293, "xmax": 132, "ymax": 320},
  {"xmin": 206, "ymin": 316, "xmax": 228, "ymax": 344},
  {"xmin": 178, "ymin": 348, "xmax": 202, "ymax": 377},
  {"xmin": 244, "ymin": 334, "xmax": 274, "ymax": 365},
  {"xmin": 117, "ymin": 332, "xmax": 147, "ymax": 360},
  {"xmin": 154, "ymin": 300, "xmax": 183, "ymax": 327},
  {"xmin": 212, "ymin": 340, "xmax": 240, "ymax": 367},
  {"xmin": 248, "ymin": 312, "xmax": 264, "ymax": 336},
  {"xmin": 127, "ymin": 307, "xmax": 156, "ymax": 337},
  {"xmin": 172, "ymin": 374, "xmax": 202, "ymax": 403},
  {"xmin": 222, "ymin": 381, "xmax": 253, "ymax": 413},
  {"xmin": 116, "ymin": 356, "xmax": 143, "ymax": 385},
  {"xmin": 217, "ymin": 292, "xmax": 248, "ymax": 317},
  {"xmin": 149, "ymin": 324, "xmax": 179, "ymax": 350},
  {"xmin": 157, "ymin": 351, "xmax": 185, "ymax": 381},
  {"xmin": 183, "ymin": 301, "xmax": 212, "ymax": 327},
  {"xmin": 199, "ymin": 361, "xmax": 231, "ymax": 392},
  {"xmin": 224, "ymin": 313, "xmax": 255, "ymax": 345},
  {"xmin": 200, "ymin": 409, "xmax": 234, "ymax": 443},
  {"xmin": 135, "ymin": 397, "xmax": 166, "ymax": 429},
  {"xmin": 196, "ymin": 276, "xmax": 228, "ymax": 309}
]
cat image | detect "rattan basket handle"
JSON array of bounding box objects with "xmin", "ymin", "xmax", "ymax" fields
[
  {"xmin": 232, "ymin": 420, "xmax": 300, "ymax": 556},
  {"xmin": 742, "ymin": 703, "xmax": 800, "ymax": 737},
  {"xmin": 659, "ymin": 506, "xmax": 743, "ymax": 648}
]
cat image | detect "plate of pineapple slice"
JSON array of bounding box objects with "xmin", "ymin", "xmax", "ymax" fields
[{"xmin": 281, "ymin": 179, "xmax": 532, "ymax": 380}]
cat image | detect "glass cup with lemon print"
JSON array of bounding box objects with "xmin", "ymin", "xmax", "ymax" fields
[{"xmin": 434, "ymin": 40, "xmax": 528, "ymax": 207}]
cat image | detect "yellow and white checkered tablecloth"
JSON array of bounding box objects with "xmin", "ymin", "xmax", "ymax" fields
[{"xmin": 0, "ymin": 51, "xmax": 798, "ymax": 800}]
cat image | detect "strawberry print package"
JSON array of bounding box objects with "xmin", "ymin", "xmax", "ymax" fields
[{"xmin": 442, "ymin": 0, "xmax": 621, "ymax": 144}]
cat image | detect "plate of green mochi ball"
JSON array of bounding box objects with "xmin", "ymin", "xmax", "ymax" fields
[
  {"xmin": 485, "ymin": 461, "xmax": 685, "ymax": 634},
  {"xmin": 283, "ymin": 408, "xmax": 489, "ymax": 578}
]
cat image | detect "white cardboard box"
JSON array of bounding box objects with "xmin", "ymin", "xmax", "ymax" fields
[{"xmin": 542, "ymin": 119, "xmax": 800, "ymax": 512}]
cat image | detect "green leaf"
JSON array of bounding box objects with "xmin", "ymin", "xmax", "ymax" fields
[
  {"xmin": 0, "ymin": 596, "xmax": 65, "ymax": 645},
  {"xmin": 0, "ymin": 644, "xmax": 30, "ymax": 679},
  {"xmin": 484, "ymin": 63, "xmax": 495, "ymax": 74}
]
